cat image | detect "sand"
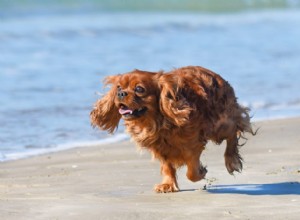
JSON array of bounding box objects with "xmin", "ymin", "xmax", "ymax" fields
[{"xmin": 0, "ymin": 118, "xmax": 300, "ymax": 220}]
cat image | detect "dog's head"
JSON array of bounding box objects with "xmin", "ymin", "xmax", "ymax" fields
[
  {"xmin": 113, "ymin": 70, "xmax": 161, "ymax": 121},
  {"xmin": 91, "ymin": 69, "xmax": 195, "ymax": 133},
  {"xmin": 91, "ymin": 70, "xmax": 161, "ymax": 133}
]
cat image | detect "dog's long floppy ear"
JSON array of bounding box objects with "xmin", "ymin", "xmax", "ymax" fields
[
  {"xmin": 158, "ymin": 74, "xmax": 195, "ymax": 127},
  {"xmin": 90, "ymin": 75, "xmax": 121, "ymax": 133}
]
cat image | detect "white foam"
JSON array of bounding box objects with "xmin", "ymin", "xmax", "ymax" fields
[{"xmin": 0, "ymin": 133, "xmax": 129, "ymax": 162}]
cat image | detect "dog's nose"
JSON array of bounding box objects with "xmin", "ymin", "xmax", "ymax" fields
[{"xmin": 117, "ymin": 90, "xmax": 128, "ymax": 99}]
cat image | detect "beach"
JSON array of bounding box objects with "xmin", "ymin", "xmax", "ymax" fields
[
  {"xmin": 1, "ymin": 1, "xmax": 300, "ymax": 219},
  {"xmin": 0, "ymin": 117, "xmax": 299, "ymax": 220}
]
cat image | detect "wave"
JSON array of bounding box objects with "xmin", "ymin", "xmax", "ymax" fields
[
  {"xmin": 0, "ymin": 133, "xmax": 129, "ymax": 162},
  {"xmin": 242, "ymin": 100, "xmax": 300, "ymax": 121}
]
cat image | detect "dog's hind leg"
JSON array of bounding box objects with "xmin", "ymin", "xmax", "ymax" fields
[
  {"xmin": 186, "ymin": 148, "xmax": 207, "ymax": 182},
  {"xmin": 154, "ymin": 162, "xmax": 179, "ymax": 193},
  {"xmin": 224, "ymin": 135, "xmax": 243, "ymax": 174}
]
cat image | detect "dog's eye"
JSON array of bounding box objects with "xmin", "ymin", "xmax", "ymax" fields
[
  {"xmin": 135, "ymin": 86, "xmax": 145, "ymax": 93},
  {"xmin": 117, "ymin": 85, "xmax": 121, "ymax": 91}
]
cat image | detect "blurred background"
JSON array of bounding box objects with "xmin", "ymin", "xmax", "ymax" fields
[{"xmin": 0, "ymin": 0, "xmax": 300, "ymax": 160}]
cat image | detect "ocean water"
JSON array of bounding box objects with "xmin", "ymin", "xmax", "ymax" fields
[{"xmin": 1, "ymin": 5, "xmax": 300, "ymax": 161}]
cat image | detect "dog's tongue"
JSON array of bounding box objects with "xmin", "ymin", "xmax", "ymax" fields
[{"xmin": 119, "ymin": 108, "xmax": 133, "ymax": 115}]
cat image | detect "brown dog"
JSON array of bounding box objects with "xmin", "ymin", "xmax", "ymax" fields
[{"xmin": 91, "ymin": 66, "xmax": 255, "ymax": 193}]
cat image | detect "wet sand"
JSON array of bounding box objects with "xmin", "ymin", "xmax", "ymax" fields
[{"xmin": 0, "ymin": 118, "xmax": 300, "ymax": 220}]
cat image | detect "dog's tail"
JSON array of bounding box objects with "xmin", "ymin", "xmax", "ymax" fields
[{"xmin": 236, "ymin": 105, "xmax": 257, "ymax": 145}]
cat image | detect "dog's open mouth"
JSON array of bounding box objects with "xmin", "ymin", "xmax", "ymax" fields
[{"xmin": 118, "ymin": 104, "xmax": 147, "ymax": 118}]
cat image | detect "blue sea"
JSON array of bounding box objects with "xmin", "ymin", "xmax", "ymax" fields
[{"xmin": 1, "ymin": 1, "xmax": 300, "ymax": 161}]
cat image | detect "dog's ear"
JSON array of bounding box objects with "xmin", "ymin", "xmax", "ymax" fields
[
  {"xmin": 90, "ymin": 75, "xmax": 121, "ymax": 133},
  {"xmin": 158, "ymin": 74, "xmax": 194, "ymax": 127}
]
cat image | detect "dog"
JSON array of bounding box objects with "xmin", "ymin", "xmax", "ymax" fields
[{"xmin": 90, "ymin": 66, "xmax": 255, "ymax": 193}]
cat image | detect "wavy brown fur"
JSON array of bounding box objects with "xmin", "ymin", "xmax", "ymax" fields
[{"xmin": 91, "ymin": 66, "xmax": 255, "ymax": 193}]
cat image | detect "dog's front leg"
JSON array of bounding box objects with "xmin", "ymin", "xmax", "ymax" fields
[{"xmin": 154, "ymin": 162, "xmax": 179, "ymax": 193}]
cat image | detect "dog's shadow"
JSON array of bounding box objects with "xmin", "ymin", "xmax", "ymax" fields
[{"xmin": 203, "ymin": 182, "xmax": 300, "ymax": 195}]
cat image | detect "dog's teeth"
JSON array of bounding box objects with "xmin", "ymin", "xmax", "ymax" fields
[{"xmin": 138, "ymin": 108, "xmax": 143, "ymax": 111}]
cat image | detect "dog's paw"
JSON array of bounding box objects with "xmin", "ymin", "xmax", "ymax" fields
[
  {"xmin": 154, "ymin": 183, "xmax": 179, "ymax": 193},
  {"xmin": 225, "ymin": 154, "xmax": 243, "ymax": 174},
  {"xmin": 186, "ymin": 165, "xmax": 207, "ymax": 182},
  {"xmin": 199, "ymin": 165, "xmax": 208, "ymax": 177}
]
